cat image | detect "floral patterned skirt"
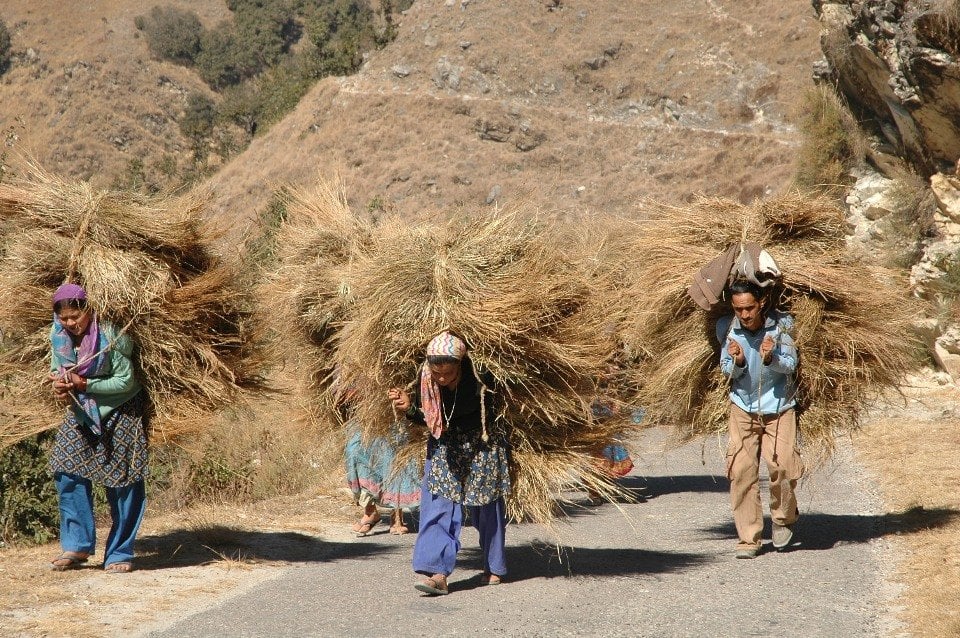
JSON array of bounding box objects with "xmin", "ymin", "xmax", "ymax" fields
[
  {"xmin": 49, "ymin": 392, "xmax": 149, "ymax": 487},
  {"xmin": 427, "ymin": 428, "xmax": 510, "ymax": 507}
]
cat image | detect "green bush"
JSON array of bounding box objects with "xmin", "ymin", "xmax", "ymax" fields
[
  {"xmin": 180, "ymin": 91, "xmax": 218, "ymax": 158},
  {"xmin": 135, "ymin": 6, "xmax": 203, "ymax": 65},
  {"xmin": 0, "ymin": 17, "xmax": 12, "ymax": 75},
  {"xmin": 0, "ymin": 434, "xmax": 60, "ymax": 546},
  {"xmin": 306, "ymin": 0, "xmax": 377, "ymax": 76},
  {"xmin": 195, "ymin": 23, "xmax": 252, "ymax": 89},
  {"xmin": 195, "ymin": 2, "xmax": 299, "ymax": 90}
]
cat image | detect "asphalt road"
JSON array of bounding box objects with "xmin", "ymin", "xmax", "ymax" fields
[{"xmin": 144, "ymin": 429, "xmax": 897, "ymax": 637}]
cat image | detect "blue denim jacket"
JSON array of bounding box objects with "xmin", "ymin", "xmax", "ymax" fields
[{"xmin": 716, "ymin": 311, "xmax": 798, "ymax": 416}]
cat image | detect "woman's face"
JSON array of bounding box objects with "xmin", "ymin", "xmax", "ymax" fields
[
  {"xmin": 58, "ymin": 307, "xmax": 92, "ymax": 338},
  {"xmin": 429, "ymin": 361, "xmax": 462, "ymax": 388}
]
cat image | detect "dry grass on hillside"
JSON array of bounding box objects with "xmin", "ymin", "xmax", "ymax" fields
[
  {"xmin": 855, "ymin": 385, "xmax": 960, "ymax": 637},
  {"xmin": 0, "ymin": 0, "xmax": 231, "ymax": 189}
]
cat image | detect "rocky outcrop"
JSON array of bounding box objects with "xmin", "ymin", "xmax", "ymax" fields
[
  {"xmin": 814, "ymin": 1, "xmax": 960, "ymax": 175},
  {"xmin": 910, "ymin": 171, "xmax": 960, "ymax": 293}
]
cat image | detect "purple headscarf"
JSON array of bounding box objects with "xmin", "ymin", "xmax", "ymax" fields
[{"xmin": 52, "ymin": 283, "xmax": 87, "ymax": 306}]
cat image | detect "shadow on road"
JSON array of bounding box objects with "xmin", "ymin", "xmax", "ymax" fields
[
  {"xmin": 134, "ymin": 525, "xmax": 397, "ymax": 570},
  {"xmin": 620, "ymin": 474, "xmax": 727, "ymax": 497},
  {"xmin": 453, "ymin": 541, "xmax": 709, "ymax": 590},
  {"xmin": 699, "ymin": 505, "xmax": 960, "ymax": 550}
]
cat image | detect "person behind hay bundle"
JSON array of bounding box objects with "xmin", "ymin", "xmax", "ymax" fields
[
  {"xmin": 388, "ymin": 331, "xmax": 510, "ymax": 596},
  {"xmin": 344, "ymin": 424, "xmax": 421, "ymax": 536},
  {"xmin": 717, "ymin": 279, "xmax": 803, "ymax": 559},
  {"xmin": 46, "ymin": 283, "xmax": 148, "ymax": 574}
]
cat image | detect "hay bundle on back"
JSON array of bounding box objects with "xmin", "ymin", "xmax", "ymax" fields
[
  {"xmin": 260, "ymin": 181, "xmax": 373, "ymax": 422},
  {"xmin": 0, "ymin": 166, "xmax": 269, "ymax": 448},
  {"xmin": 620, "ymin": 192, "xmax": 918, "ymax": 462},
  {"xmin": 275, "ymin": 190, "xmax": 635, "ymax": 523},
  {"xmin": 339, "ymin": 209, "xmax": 635, "ymax": 523}
]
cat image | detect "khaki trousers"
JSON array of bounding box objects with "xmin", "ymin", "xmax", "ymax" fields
[{"xmin": 726, "ymin": 405, "xmax": 804, "ymax": 549}]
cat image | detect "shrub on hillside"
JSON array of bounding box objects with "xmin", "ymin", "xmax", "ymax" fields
[
  {"xmin": 793, "ymin": 86, "xmax": 864, "ymax": 198},
  {"xmin": 306, "ymin": 0, "xmax": 378, "ymax": 76},
  {"xmin": 0, "ymin": 18, "xmax": 11, "ymax": 75},
  {"xmin": 180, "ymin": 91, "xmax": 218, "ymax": 158},
  {"xmin": 0, "ymin": 433, "xmax": 59, "ymax": 545},
  {"xmin": 195, "ymin": 2, "xmax": 299, "ymax": 90},
  {"xmin": 195, "ymin": 23, "xmax": 251, "ymax": 89},
  {"xmin": 135, "ymin": 6, "xmax": 203, "ymax": 65}
]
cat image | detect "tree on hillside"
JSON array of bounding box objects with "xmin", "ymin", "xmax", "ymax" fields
[
  {"xmin": 180, "ymin": 92, "xmax": 218, "ymax": 160},
  {"xmin": 135, "ymin": 6, "xmax": 203, "ymax": 65},
  {"xmin": 0, "ymin": 17, "xmax": 12, "ymax": 75},
  {"xmin": 305, "ymin": 0, "xmax": 377, "ymax": 76},
  {"xmin": 194, "ymin": 2, "xmax": 299, "ymax": 90}
]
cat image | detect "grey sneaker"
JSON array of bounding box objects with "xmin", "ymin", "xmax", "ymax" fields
[
  {"xmin": 735, "ymin": 545, "xmax": 760, "ymax": 559},
  {"xmin": 772, "ymin": 523, "xmax": 794, "ymax": 550}
]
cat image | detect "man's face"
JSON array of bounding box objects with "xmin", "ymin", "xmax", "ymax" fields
[
  {"xmin": 429, "ymin": 362, "xmax": 461, "ymax": 388},
  {"xmin": 731, "ymin": 292, "xmax": 764, "ymax": 332}
]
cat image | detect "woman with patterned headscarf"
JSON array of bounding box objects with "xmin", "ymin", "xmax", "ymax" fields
[
  {"xmin": 46, "ymin": 283, "xmax": 148, "ymax": 573},
  {"xmin": 388, "ymin": 331, "xmax": 510, "ymax": 596}
]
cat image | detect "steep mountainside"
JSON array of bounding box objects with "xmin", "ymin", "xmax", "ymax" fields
[
  {"xmin": 205, "ymin": 0, "xmax": 822, "ymax": 234},
  {"xmin": 0, "ymin": 1, "xmax": 822, "ymax": 233},
  {"xmin": 0, "ymin": 0, "xmax": 229, "ymax": 187}
]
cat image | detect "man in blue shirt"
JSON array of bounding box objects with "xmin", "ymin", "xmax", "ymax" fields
[{"xmin": 717, "ymin": 280, "xmax": 804, "ymax": 559}]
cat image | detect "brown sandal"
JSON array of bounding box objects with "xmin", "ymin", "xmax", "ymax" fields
[
  {"xmin": 354, "ymin": 513, "xmax": 381, "ymax": 537},
  {"xmin": 50, "ymin": 552, "xmax": 89, "ymax": 571},
  {"xmin": 479, "ymin": 572, "xmax": 502, "ymax": 585},
  {"xmin": 389, "ymin": 510, "xmax": 409, "ymax": 535},
  {"xmin": 414, "ymin": 574, "xmax": 449, "ymax": 596}
]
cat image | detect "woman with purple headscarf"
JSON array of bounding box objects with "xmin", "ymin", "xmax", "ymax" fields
[
  {"xmin": 388, "ymin": 331, "xmax": 511, "ymax": 596},
  {"xmin": 47, "ymin": 283, "xmax": 147, "ymax": 573}
]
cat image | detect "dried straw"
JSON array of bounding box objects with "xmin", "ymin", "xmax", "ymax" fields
[
  {"xmin": 619, "ymin": 192, "xmax": 919, "ymax": 463},
  {"xmin": 0, "ymin": 165, "xmax": 270, "ymax": 448},
  {"xmin": 271, "ymin": 186, "xmax": 636, "ymax": 523}
]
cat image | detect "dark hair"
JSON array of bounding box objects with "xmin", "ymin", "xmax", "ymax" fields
[
  {"xmin": 426, "ymin": 355, "xmax": 462, "ymax": 366},
  {"xmin": 728, "ymin": 279, "xmax": 764, "ymax": 302},
  {"xmin": 53, "ymin": 297, "xmax": 88, "ymax": 314}
]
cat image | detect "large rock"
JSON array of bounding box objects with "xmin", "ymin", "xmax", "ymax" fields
[
  {"xmin": 815, "ymin": 2, "xmax": 960, "ymax": 175},
  {"xmin": 935, "ymin": 325, "xmax": 960, "ymax": 383}
]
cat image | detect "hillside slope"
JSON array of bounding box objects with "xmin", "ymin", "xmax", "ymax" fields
[
  {"xmin": 0, "ymin": 0, "xmax": 228, "ymax": 187},
  {"xmin": 205, "ymin": 0, "xmax": 822, "ymax": 233}
]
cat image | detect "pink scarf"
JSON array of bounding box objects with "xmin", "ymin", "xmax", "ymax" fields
[{"xmin": 420, "ymin": 332, "xmax": 467, "ymax": 439}]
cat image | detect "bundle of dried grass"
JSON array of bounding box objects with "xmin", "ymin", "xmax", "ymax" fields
[
  {"xmin": 260, "ymin": 181, "xmax": 373, "ymax": 424},
  {"xmin": 345, "ymin": 209, "xmax": 638, "ymax": 522},
  {"xmin": 619, "ymin": 192, "xmax": 919, "ymax": 462},
  {"xmin": 272, "ymin": 186, "xmax": 636, "ymax": 523},
  {"xmin": 0, "ymin": 165, "xmax": 269, "ymax": 448}
]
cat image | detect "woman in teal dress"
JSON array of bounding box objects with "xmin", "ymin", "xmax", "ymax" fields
[{"xmin": 345, "ymin": 423, "xmax": 420, "ymax": 536}]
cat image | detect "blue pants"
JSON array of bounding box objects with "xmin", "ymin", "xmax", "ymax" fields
[
  {"xmin": 54, "ymin": 472, "xmax": 146, "ymax": 567},
  {"xmin": 412, "ymin": 459, "xmax": 507, "ymax": 577}
]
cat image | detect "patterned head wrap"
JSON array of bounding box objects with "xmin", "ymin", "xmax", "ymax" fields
[
  {"xmin": 425, "ymin": 331, "xmax": 467, "ymax": 360},
  {"xmin": 420, "ymin": 331, "xmax": 467, "ymax": 439}
]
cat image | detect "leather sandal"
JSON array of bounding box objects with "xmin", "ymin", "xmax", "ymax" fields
[
  {"xmin": 389, "ymin": 510, "xmax": 409, "ymax": 535},
  {"xmin": 479, "ymin": 571, "xmax": 502, "ymax": 585},
  {"xmin": 414, "ymin": 574, "xmax": 449, "ymax": 596},
  {"xmin": 50, "ymin": 552, "xmax": 89, "ymax": 571},
  {"xmin": 353, "ymin": 509, "xmax": 381, "ymax": 536}
]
